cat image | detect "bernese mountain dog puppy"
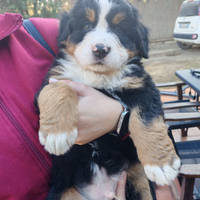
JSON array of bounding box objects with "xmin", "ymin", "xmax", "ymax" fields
[{"xmin": 35, "ymin": 0, "xmax": 180, "ymax": 199}]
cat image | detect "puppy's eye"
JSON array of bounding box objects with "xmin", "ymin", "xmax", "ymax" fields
[
  {"xmin": 115, "ymin": 26, "xmax": 124, "ymax": 34},
  {"xmin": 83, "ymin": 23, "xmax": 92, "ymax": 31}
]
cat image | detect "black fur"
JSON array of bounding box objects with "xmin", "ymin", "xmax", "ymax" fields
[{"xmin": 47, "ymin": 134, "xmax": 140, "ymax": 200}]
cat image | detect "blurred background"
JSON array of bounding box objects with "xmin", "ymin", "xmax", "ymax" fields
[
  {"xmin": 0, "ymin": 0, "xmax": 183, "ymax": 42},
  {"xmin": 0, "ymin": 0, "xmax": 73, "ymax": 19},
  {"xmin": 1, "ymin": 0, "xmax": 199, "ymax": 83}
]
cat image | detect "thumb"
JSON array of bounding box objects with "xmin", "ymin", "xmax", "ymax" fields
[
  {"xmin": 49, "ymin": 78, "xmax": 88, "ymax": 96},
  {"xmin": 63, "ymin": 80, "xmax": 88, "ymax": 96},
  {"xmin": 116, "ymin": 171, "xmax": 127, "ymax": 200}
]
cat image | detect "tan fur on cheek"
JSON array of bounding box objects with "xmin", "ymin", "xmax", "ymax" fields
[
  {"xmin": 129, "ymin": 106, "xmax": 177, "ymax": 166},
  {"xmin": 128, "ymin": 50, "xmax": 135, "ymax": 59},
  {"xmin": 61, "ymin": 39, "xmax": 76, "ymax": 55},
  {"xmin": 61, "ymin": 187, "xmax": 85, "ymax": 200},
  {"xmin": 112, "ymin": 12, "xmax": 125, "ymax": 24},
  {"xmin": 127, "ymin": 163, "xmax": 152, "ymax": 200},
  {"xmin": 128, "ymin": 50, "xmax": 139, "ymax": 59},
  {"xmin": 48, "ymin": 66, "xmax": 66, "ymax": 79},
  {"xmin": 121, "ymin": 76, "xmax": 144, "ymax": 89},
  {"xmin": 86, "ymin": 8, "xmax": 95, "ymax": 22}
]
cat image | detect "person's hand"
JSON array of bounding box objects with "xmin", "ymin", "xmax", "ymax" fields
[
  {"xmin": 65, "ymin": 80, "xmax": 123, "ymax": 145},
  {"xmin": 49, "ymin": 79, "xmax": 123, "ymax": 145},
  {"xmin": 115, "ymin": 171, "xmax": 127, "ymax": 200}
]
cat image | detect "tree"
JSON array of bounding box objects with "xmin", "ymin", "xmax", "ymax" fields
[{"xmin": 0, "ymin": 0, "xmax": 73, "ymax": 19}]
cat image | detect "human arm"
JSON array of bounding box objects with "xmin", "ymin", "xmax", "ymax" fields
[{"xmin": 50, "ymin": 79, "xmax": 123, "ymax": 145}]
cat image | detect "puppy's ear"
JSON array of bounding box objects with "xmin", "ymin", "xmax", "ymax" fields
[
  {"xmin": 129, "ymin": 4, "xmax": 149, "ymax": 59},
  {"xmin": 57, "ymin": 11, "xmax": 71, "ymax": 48},
  {"xmin": 138, "ymin": 23, "xmax": 149, "ymax": 59}
]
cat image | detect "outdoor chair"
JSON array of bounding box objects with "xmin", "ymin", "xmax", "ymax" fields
[
  {"xmin": 156, "ymin": 82, "xmax": 200, "ymax": 136},
  {"xmin": 163, "ymin": 104, "xmax": 200, "ymax": 200},
  {"xmin": 156, "ymin": 82, "xmax": 200, "ymax": 200},
  {"xmin": 171, "ymin": 140, "xmax": 200, "ymax": 200}
]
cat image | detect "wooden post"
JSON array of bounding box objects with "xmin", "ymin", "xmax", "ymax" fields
[
  {"xmin": 180, "ymin": 177, "xmax": 195, "ymax": 200},
  {"xmin": 177, "ymin": 84, "xmax": 187, "ymax": 136},
  {"xmin": 177, "ymin": 84, "xmax": 183, "ymax": 100}
]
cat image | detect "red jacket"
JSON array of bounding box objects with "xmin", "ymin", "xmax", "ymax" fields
[{"xmin": 0, "ymin": 13, "xmax": 59, "ymax": 199}]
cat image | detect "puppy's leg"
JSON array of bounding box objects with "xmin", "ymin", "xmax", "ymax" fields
[
  {"xmin": 60, "ymin": 188, "xmax": 85, "ymax": 200},
  {"xmin": 38, "ymin": 82, "xmax": 78, "ymax": 155},
  {"xmin": 126, "ymin": 163, "xmax": 152, "ymax": 200},
  {"xmin": 129, "ymin": 107, "xmax": 180, "ymax": 186}
]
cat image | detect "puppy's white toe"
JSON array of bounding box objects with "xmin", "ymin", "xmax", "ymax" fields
[
  {"xmin": 173, "ymin": 157, "xmax": 181, "ymax": 170},
  {"xmin": 144, "ymin": 158, "xmax": 181, "ymax": 186},
  {"xmin": 40, "ymin": 129, "xmax": 78, "ymax": 155},
  {"xmin": 39, "ymin": 130, "xmax": 46, "ymax": 146},
  {"xmin": 162, "ymin": 159, "xmax": 180, "ymax": 183},
  {"xmin": 144, "ymin": 165, "xmax": 169, "ymax": 186}
]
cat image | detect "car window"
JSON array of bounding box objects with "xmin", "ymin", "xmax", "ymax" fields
[{"xmin": 179, "ymin": 1, "xmax": 200, "ymax": 17}]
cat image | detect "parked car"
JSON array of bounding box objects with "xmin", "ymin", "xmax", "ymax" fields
[{"xmin": 173, "ymin": 0, "xmax": 200, "ymax": 49}]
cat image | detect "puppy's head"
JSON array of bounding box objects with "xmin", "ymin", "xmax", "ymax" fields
[{"xmin": 58, "ymin": 0, "xmax": 149, "ymax": 74}]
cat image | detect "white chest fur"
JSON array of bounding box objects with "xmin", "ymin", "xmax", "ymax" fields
[{"xmin": 51, "ymin": 54, "xmax": 138, "ymax": 91}]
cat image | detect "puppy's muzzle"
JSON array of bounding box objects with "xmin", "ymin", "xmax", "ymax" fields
[{"xmin": 92, "ymin": 44, "xmax": 111, "ymax": 59}]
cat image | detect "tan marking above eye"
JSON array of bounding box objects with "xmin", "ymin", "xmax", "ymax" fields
[
  {"xmin": 112, "ymin": 12, "xmax": 126, "ymax": 25},
  {"xmin": 86, "ymin": 8, "xmax": 95, "ymax": 22}
]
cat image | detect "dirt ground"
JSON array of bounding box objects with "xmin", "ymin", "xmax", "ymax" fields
[{"xmin": 143, "ymin": 41, "xmax": 200, "ymax": 84}]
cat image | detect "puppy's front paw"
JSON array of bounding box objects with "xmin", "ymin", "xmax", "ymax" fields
[
  {"xmin": 129, "ymin": 109, "xmax": 181, "ymax": 186},
  {"xmin": 38, "ymin": 81, "xmax": 79, "ymax": 155},
  {"xmin": 39, "ymin": 129, "xmax": 78, "ymax": 155},
  {"xmin": 144, "ymin": 156, "xmax": 180, "ymax": 186}
]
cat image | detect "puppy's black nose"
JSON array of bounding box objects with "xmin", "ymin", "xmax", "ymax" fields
[{"xmin": 92, "ymin": 44, "xmax": 111, "ymax": 59}]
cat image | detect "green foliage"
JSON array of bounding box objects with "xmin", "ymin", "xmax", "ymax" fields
[
  {"xmin": 0, "ymin": 0, "xmax": 73, "ymax": 19},
  {"xmin": 0, "ymin": 0, "xmax": 169, "ymax": 18}
]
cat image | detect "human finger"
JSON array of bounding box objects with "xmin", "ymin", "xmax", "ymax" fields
[{"xmin": 115, "ymin": 171, "xmax": 127, "ymax": 200}]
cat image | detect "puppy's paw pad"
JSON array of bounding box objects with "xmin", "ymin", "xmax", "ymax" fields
[
  {"xmin": 144, "ymin": 158, "xmax": 181, "ymax": 186},
  {"xmin": 39, "ymin": 129, "xmax": 78, "ymax": 155}
]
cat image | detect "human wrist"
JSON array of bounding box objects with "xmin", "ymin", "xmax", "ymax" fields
[
  {"xmin": 110, "ymin": 99, "xmax": 130, "ymax": 138},
  {"xmin": 109, "ymin": 100, "xmax": 123, "ymax": 131},
  {"xmin": 116, "ymin": 100, "xmax": 129, "ymax": 135}
]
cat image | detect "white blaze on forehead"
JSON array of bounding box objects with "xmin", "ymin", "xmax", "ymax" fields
[
  {"xmin": 72, "ymin": 0, "xmax": 130, "ymax": 77},
  {"xmin": 96, "ymin": 0, "xmax": 113, "ymax": 29}
]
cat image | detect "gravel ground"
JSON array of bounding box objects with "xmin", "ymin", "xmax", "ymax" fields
[{"xmin": 143, "ymin": 41, "xmax": 200, "ymax": 84}]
